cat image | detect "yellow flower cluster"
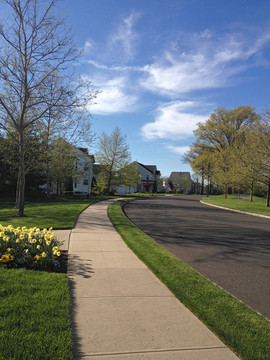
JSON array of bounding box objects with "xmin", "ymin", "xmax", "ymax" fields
[
  {"xmin": 52, "ymin": 246, "xmax": 61, "ymax": 257},
  {"xmin": 0, "ymin": 253, "xmax": 14, "ymax": 263},
  {"xmin": 0, "ymin": 225, "xmax": 55, "ymax": 244},
  {"xmin": 0, "ymin": 224, "xmax": 62, "ymax": 271}
]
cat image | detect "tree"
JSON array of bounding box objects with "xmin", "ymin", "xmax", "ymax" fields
[
  {"xmin": 96, "ymin": 127, "xmax": 131, "ymax": 194},
  {"xmin": 40, "ymin": 137, "xmax": 77, "ymax": 195},
  {"xmin": 183, "ymin": 141, "xmax": 216, "ymax": 195},
  {"xmin": 0, "ymin": 0, "xmax": 96, "ymax": 216},
  {"xmin": 243, "ymin": 121, "xmax": 270, "ymax": 206},
  {"xmin": 122, "ymin": 162, "xmax": 139, "ymax": 193},
  {"xmin": 0, "ymin": 128, "xmax": 45, "ymax": 198},
  {"xmin": 193, "ymin": 106, "xmax": 260, "ymax": 197}
]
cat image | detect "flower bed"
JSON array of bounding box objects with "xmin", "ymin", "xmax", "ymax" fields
[{"xmin": 0, "ymin": 224, "xmax": 65, "ymax": 272}]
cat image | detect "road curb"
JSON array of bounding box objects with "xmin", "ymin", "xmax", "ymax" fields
[{"xmin": 200, "ymin": 200, "xmax": 270, "ymax": 219}]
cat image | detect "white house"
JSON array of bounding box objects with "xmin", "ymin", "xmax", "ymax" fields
[
  {"xmin": 137, "ymin": 162, "xmax": 161, "ymax": 193},
  {"xmin": 73, "ymin": 147, "xmax": 95, "ymax": 195},
  {"xmin": 116, "ymin": 162, "xmax": 161, "ymax": 194}
]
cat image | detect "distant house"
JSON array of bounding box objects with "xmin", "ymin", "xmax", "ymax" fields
[
  {"xmin": 39, "ymin": 146, "xmax": 95, "ymax": 196},
  {"xmin": 137, "ymin": 162, "xmax": 161, "ymax": 193},
  {"xmin": 168, "ymin": 172, "xmax": 192, "ymax": 194},
  {"xmin": 73, "ymin": 148, "xmax": 95, "ymax": 195},
  {"xmin": 116, "ymin": 162, "xmax": 161, "ymax": 194}
]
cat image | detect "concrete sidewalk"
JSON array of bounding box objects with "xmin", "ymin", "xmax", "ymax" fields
[{"xmin": 61, "ymin": 199, "xmax": 240, "ymax": 359}]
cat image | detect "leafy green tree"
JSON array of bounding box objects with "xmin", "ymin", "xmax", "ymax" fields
[
  {"xmin": 122, "ymin": 162, "xmax": 139, "ymax": 193},
  {"xmin": 193, "ymin": 106, "xmax": 260, "ymax": 197},
  {"xmin": 183, "ymin": 142, "xmax": 216, "ymax": 195},
  {"xmin": 96, "ymin": 127, "xmax": 131, "ymax": 194},
  {"xmin": 243, "ymin": 121, "xmax": 270, "ymax": 206},
  {"xmin": 0, "ymin": 129, "xmax": 45, "ymax": 198},
  {"xmin": 43, "ymin": 138, "xmax": 76, "ymax": 195}
]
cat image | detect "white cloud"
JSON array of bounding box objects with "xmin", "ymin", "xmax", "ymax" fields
[
  {"xmin": 88, "ymin": 77, "xmax": 138, "ymax": 115},
  {"xmin": 108, "ymin": 12, "xmax": 140, "ymax": 63},
  {"xmin": 81, "ymin": 19, "xmax": 270, "ymax": 121},
  {"xmin": 141, "ymin": 101, "xmax": 209, "ymax": 140},
  {"xmin": 140, "ymin": 28, "xmax": 270, "ymax": 97},
  {"xmin": 167, "ymin": 145, "xmax": 190, "ymax": 155}
]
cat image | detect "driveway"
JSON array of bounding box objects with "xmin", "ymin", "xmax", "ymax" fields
[{"xmin": 123, "ymin": 195, "xmax": 270, "ymax": 320}]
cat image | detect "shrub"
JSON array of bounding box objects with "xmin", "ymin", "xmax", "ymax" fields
[{"xmin": 0, "ymin": 224, "xmax": 65, "ymax": 272}]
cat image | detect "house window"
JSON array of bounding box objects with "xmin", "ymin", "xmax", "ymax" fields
[
  {"xmin": 146, "ymin": 175, "xmax": 149, "ymax": 180},
  {"xmin": 84, "ymin": 163, "xmax": 89, "ymax": 171},
  {"xmin": 74, "ymin": 182, "xmax": 77, "ymax": 188},
  {"xmin": 83, "ymin": 179, "xmax": 89, "ymax": 185}
]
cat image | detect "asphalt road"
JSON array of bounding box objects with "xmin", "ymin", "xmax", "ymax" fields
[{"xmin": 123, "ymin": 195, "xmax": 270, "ymax": 320}]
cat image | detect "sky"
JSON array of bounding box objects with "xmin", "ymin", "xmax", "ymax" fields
[{"xmin": 58, "ymin": 0, "xmax": 270, "ymax": 177}]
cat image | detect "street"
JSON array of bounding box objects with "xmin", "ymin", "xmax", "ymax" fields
[{"xmin": 123, "ymin": 195, "xmax": 270, "ymax": 320}]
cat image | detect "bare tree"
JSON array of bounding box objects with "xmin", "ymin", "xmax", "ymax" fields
[
  {"xmin": 96, "ymin": 127, "xmax": 131, "ymax": 195},
  {"xmin": 0, "ymin": 0, "xmax": 96, "ymax": 216}
]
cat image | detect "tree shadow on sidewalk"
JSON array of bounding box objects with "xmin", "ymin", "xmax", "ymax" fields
[{"xmin": 68, "ymin": 255, "xmax": 95, "ymax": 359}]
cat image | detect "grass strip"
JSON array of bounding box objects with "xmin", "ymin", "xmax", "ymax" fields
[
  {"xmin": 108, "ymin": 199, "xmax": 270, "ymax": 360},
  {"xmin": 0, "ymin": 267, "xmax": 71, "ymax": 360},
  {"xmin": 201, "ymin": 194, "xmax": 270, "ymax": 217},
  {"xmin": 0, "ymin": 196, "xmax": 111, "ymax": 229}
]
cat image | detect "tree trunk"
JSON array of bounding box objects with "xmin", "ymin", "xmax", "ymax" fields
[
  {"xmin": 17, "ymin": 132, "xmax": 25, "ymax": 217},
  {"xmin": 224, "ymin": 186, "xmax": 228, "ymax": 199},
  {"xmin": 201, "ymin": 175, "xmax": 204, "ymax": 195},
  {"xmin": 207, "ymin": 175, "xmax": 210, "ymax": 197},
  {"xmin": 16, "ymin": 172, "xmax": 20, "ymax": 208},
  {"xmin": 250, "ymin": 181, "xmax": 254, "ymax": 202},
  {"xmin": 267, "ymin": 181, "xmax": 270, "ymax": 207}
]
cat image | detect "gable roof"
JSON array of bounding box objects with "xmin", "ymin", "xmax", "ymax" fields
[
  {"xmin": 169, "ymin": 172, "xmax": 191, "ymax": 181},
  {"xmin": 137, "ymin": 162, "xmax": 160, "ymax": 175}
]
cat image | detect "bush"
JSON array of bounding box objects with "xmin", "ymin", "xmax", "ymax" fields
[{"xmin": 0, "ymin": 224, "xmax": 65, "ymax": 272}]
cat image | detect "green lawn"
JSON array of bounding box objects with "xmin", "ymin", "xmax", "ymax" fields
[
  {"xmin": 108, "ymin": 199, "xmax": 270, "ymax": 360},
  {"xmin": 201, "ymin": 194, "xmax": 270, "ymax": 217},
  {"xmin": 0, "ymin": 196, "xmax": 111, "ymax": 229},
  {"xmin": 0, "ymin": 267, "xmax": 71, "ymax": 360},
  {"xmin": 0, "ymin": 196, "xmax": 113, "ymax": 360}
]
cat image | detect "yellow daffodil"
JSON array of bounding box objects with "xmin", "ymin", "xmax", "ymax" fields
[
  {"xmin": 41, "ymin": 252, "xmax": 47, "ymax": 258},
  {"xmin": 0, "ymin": 255, "xmax": 9, "ymax": 263},
  {"xmin": 0, "ymin": 254, "xmax": 14, "ymax": 263}
]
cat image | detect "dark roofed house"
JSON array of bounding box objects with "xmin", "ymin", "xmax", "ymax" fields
[
  {"xmin": 137, "ymin": 162, "xmax": 161, "ymax": 193},
  {"xmin": 116, "ymin": 161, "xmax": 161, "ymax": 194},
  {"xmin": 168, "ymin": 172, "xmax": 192, "ymax": 194}
]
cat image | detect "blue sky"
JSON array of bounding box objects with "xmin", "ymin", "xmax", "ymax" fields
[{"xmin": 58, "ymin": 0, "xmax": 270, "ymax": 177}]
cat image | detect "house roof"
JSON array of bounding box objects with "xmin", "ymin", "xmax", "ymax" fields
[
  {"xmin": 76, "ymin": 147, "xmax": 95, "ymax": 162},
  {"xmin": 169, "ymin": 172, "xmax": 191, "ymax": 181},
  {"xmin": 78, "ymin": 147, "xmax": 88, "ymax": 154},
  {"xmin": 137, "ymin": 162, "xmax": 160, "ymax": 175}
]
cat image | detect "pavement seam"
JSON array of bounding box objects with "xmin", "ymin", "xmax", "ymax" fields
[{"xmin": 77, "ymin": 345, "xmax": 228, "ymax": 358}]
